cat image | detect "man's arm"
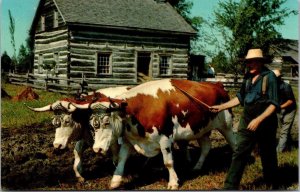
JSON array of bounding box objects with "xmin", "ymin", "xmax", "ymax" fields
[
  {"xmin": 247, "ymin": 104, "xmax": 277, "ymax": 131},
  {"xmin": 209, "ymin": 97, "xmax": 240, "ymax": 113},
  {"xmin": 280, "ymin": 99, "xmax": 294, "ymax": 109}
]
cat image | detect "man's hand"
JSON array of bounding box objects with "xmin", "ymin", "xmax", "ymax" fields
[
  {"xmin": 209, "ymin": 105, "xmax": 223, "ymax": 113},
  {"xmin": 247, "ymin": 104, "xmax": 277, "ymax": 131},
  {"xmin": 247, "ymin": 117, "xmax": 262, "ymax": 131}
]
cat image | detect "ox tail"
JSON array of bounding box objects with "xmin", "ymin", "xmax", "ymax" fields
[
  {"xmin": 206, "ymin": 81, "xmax": 234, "ymax": 117},
  {"xmin": 216, "ymin": 83, "xmax": 234, "ymax": 118}
]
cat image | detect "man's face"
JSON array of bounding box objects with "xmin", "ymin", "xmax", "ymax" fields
[{"xmin": 246, "ymin": 60, "xmax": 263, "ymax": 74}]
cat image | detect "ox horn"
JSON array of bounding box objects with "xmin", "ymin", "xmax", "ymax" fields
[
  {"xmin": 69, "ymin": 101, "xmax": 108, "ymax": 110},
  {"xmin": 24, "ymin": 103, "xmax": 52, "ymax": 112},
  {"xmin": 25, "ymin": 100, "xmax": 77, "ymax": 113},
  {"xmin": 58, "ymin": 100, "xmax": 77, "ymax": 112},
  {"xmin": 70, "ymin": 102, "xmax": 92, "ymax": 110}
]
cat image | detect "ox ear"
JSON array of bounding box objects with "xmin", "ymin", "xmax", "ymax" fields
[{"xmin": 24, "ymin": 103, "xmax": 52, "ymax": 112}]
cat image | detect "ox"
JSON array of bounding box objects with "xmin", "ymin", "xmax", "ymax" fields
[
  {"xmin": 72, "ymin": 79, "xmax": 236, "ymax": 189},
  {"xmin": 26, "ymin": 86, "xmax": 130, "ymax": 182}
]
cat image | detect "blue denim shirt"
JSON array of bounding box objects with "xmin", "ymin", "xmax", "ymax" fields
[{"xmin": 237, "ymin": 67, "xmax": 279, "ymax": 109}]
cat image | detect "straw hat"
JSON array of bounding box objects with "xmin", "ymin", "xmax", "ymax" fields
[{"xmin": 245, "ymin": 48, "xmax": 266, "ymax": 62}]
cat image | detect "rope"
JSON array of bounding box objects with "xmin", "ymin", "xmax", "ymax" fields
[{"xmin": 173, "ymin": 84, "xmax": 211, "ymax": 109}]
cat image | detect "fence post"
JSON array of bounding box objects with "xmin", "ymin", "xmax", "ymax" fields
[
  {"xmin": 45, "ymin": 71, "xmax": 48, "ymax": 91},
  {"xmin": 26, "ymin": 71, "xmax": 30, "ymax": 86}
]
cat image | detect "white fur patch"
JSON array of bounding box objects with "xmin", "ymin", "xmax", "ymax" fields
[
  {"xmin": 117, "ymin": 79, "xmax": 175, "ymax": 99},
  {"xmin": 125, "ymin": 126, "xmax": 161, "ymax": 157},
  {"xmin": 172, "ymin": 115, "xmax": 194, "ymax": 140},
  {"xmin": 181, "ymin": 109, "xmax": 188, "ymax": 117},
  {"xmin": 53, "ymin": 126, "xmax": 73, "ymax": 149},
  {"xmin": 94, "ymin": 86, "xmax": 130, "ymax": 97}
]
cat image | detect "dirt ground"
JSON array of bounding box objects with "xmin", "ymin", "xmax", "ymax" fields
[{"xmin": 1, "ymin": 113, "xmax": 298, "ymax": 190}]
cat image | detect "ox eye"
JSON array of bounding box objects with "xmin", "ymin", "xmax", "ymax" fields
[
  {"xmin": 92, "ymin": 117, "xmax": 100, "ymax": 129},
  {"xmin": 90, "ymin": 114, "xmax": 96, "ymax": 120},
  {"xmin": 52, "ymin": 116, "xmax": 61, "ymax": 127}
]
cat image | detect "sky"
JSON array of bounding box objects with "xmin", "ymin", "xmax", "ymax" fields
[{"xmin": 0, "ymin": 0, "xmax": 299, "ymax": 57}]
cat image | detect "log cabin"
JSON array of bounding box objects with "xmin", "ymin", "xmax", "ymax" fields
[
  {"xmin": 268, "ymin": 40, "xmax": 298, "ymax": 78},
  {"xmin": 30, "ymin": 0, "xmax": 197, "ymax": 88}
]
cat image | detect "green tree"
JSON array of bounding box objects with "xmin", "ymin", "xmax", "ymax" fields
[
  {"xmin": 1, "ymin": 51, "xmax": 12, "ymax": 72},
  {"xmin": 203, "ymin": 0, "xmax": 297, "ymax": 75},
  {"xmin": 210, "ymin": 51, "xmax": 230, "ymax": 73},
  {"xmin": 8, "ymin": 10, "xmax": 17, "ymax": 70},
  {"xmin": 26, "ymin": 35, "xmax": 35, "ymax": 72},
  {"xmin": 17, "ymin": 44, "xmax": 30, "ymax": 72}
]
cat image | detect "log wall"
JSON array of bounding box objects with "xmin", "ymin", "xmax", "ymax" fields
[
  {"xmin": 68, "ymin": 27, "xmax": 190, "ymax": 84},
  {"xmin": 33, "ymin": 28, "xmax": 69, "ymax": 77}
]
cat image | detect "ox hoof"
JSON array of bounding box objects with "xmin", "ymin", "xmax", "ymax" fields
[
  {"xmin": 109, "ymin": 181, "xmax": 122, "ymax": 189},
  {"xmin": 192, "ymin": 163, "xmax": 204, "ymax": 172},
  {"xmin": 77, "ymin": 176, "xmax": 85, "ymax": 183},
  {"xmin": 192, "ymin": 167, "xmax": 202, "ymax": 172},
  {"xmin": 110, "ymin": 175, "xmax": 122, "ymax": 189},
  {"xmin": 167, "ymin": 183, "xmax": 179, "ymax": 190}
]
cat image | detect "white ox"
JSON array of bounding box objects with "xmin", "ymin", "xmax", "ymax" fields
[
  {"xmin": 73, "ymin": 79, "xmax": 236, "ymax": 189},
  {"xmin": 26, "ymin": 86, "xmax": 130, "ymax": 182}
]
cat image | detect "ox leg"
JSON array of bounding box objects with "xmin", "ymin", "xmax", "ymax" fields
[
  {"xmin": 192, "ymin": 133, "xmax": 211, "ymax": 171},
  {"xmin": 176, "ymin": 140, "xmax": 192, "ymax": 163},
  {"xmin": 73, "ymin": 140, "xmax": 86, "ymax": 182},
  {"xmin": 110, "ymin": 142, "xmax": 131, "ymax": 189},
  {"xmin": 110, "ymin": 142, "xmax": 120, "ymax": 166},
  {"xmin": 218, "ymin": 127, "xmax": 236, "ymax": 151},
  {"xmin": 217, "ymin": 110, "xmax": 236, "ymax": 151},
  {"xmin": 160, "ymin": 135, "xmax": 179, "ymax": 190}
]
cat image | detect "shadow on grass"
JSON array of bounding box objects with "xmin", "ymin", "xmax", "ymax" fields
[
  {"xmin": 277, "ymin": 163, "xmax": 299, "ymax": 189},
  {"xmin": 116, "ymin": 144, "xmax": 234, "ymax": 189},
  {"xmin": 176, "ymin": 144, "xmax": 233, "ymax": 182},
  {"xmin": 248, "ymin": 164, "xmax": 298, "ymax": 190}
]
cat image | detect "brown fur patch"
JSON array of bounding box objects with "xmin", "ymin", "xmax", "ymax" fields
[{"xmin": 12, "ymin": 86, "xmax": 39, "ymax": 101}]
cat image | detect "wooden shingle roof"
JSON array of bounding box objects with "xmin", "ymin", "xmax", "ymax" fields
[
  {"xmin": 281, "ymin": 40, "xmax": 298, "ymax": 64},
  {"xmin": 53, "ymin": 0, "xmax": 196, "ymax": 35}
]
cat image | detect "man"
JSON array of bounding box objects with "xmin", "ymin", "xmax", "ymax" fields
[
  {"xmin": 207, "ymin": 64, "xmax": 215, "ymax": 77},
  {"xmin": 210, "ymin": 48, "xmax": 279, "ymax": 189},
  {"xmin": 273, "ymin": 69, "xmax": 297, "ymax": 152}
]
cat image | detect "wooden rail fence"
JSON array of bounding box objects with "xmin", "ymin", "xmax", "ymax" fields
[
  {"xmin": 7, "ymin": 72, "xmax": 90, "ymax": 94},
  {"xmin": 6, "ymin": 72, "xmax": 298, "ymax": 94}
]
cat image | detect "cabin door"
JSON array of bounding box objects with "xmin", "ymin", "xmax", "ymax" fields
[{"xmin": 137, "ymin": 52, "xmax": 151, "ymax": 82}]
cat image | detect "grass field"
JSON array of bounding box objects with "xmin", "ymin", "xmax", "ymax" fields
[{"xmin": 1, "ymin": 83, "xmax": 68, "ymax": 128}]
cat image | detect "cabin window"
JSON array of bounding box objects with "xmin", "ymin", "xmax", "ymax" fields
[
  {"xmin": 159, "ymin": 55, "xmax": 172, "ymax": 75},
  {"xmin": 97, "ymin": 52, "xmax": 112, "ymax": 75},
  {"xmin": 41, "ymin": 15, "xmax": 45, "ymax": 31},
  {"xmin": 38, "ymin": 54, "xmax": 44, "ymax": 73},
  {"xmin": 53, "ymin": 11, "xmax": 58, "ymax": 28}
]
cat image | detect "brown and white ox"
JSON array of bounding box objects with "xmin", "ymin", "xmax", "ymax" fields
[
  {"xmin": 26, "ymin": 86, "xmax": 130, "ymax": 182},
  {"xmin": 73, "ymin": 79, "xmax": 236, "ymax": 189}
]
